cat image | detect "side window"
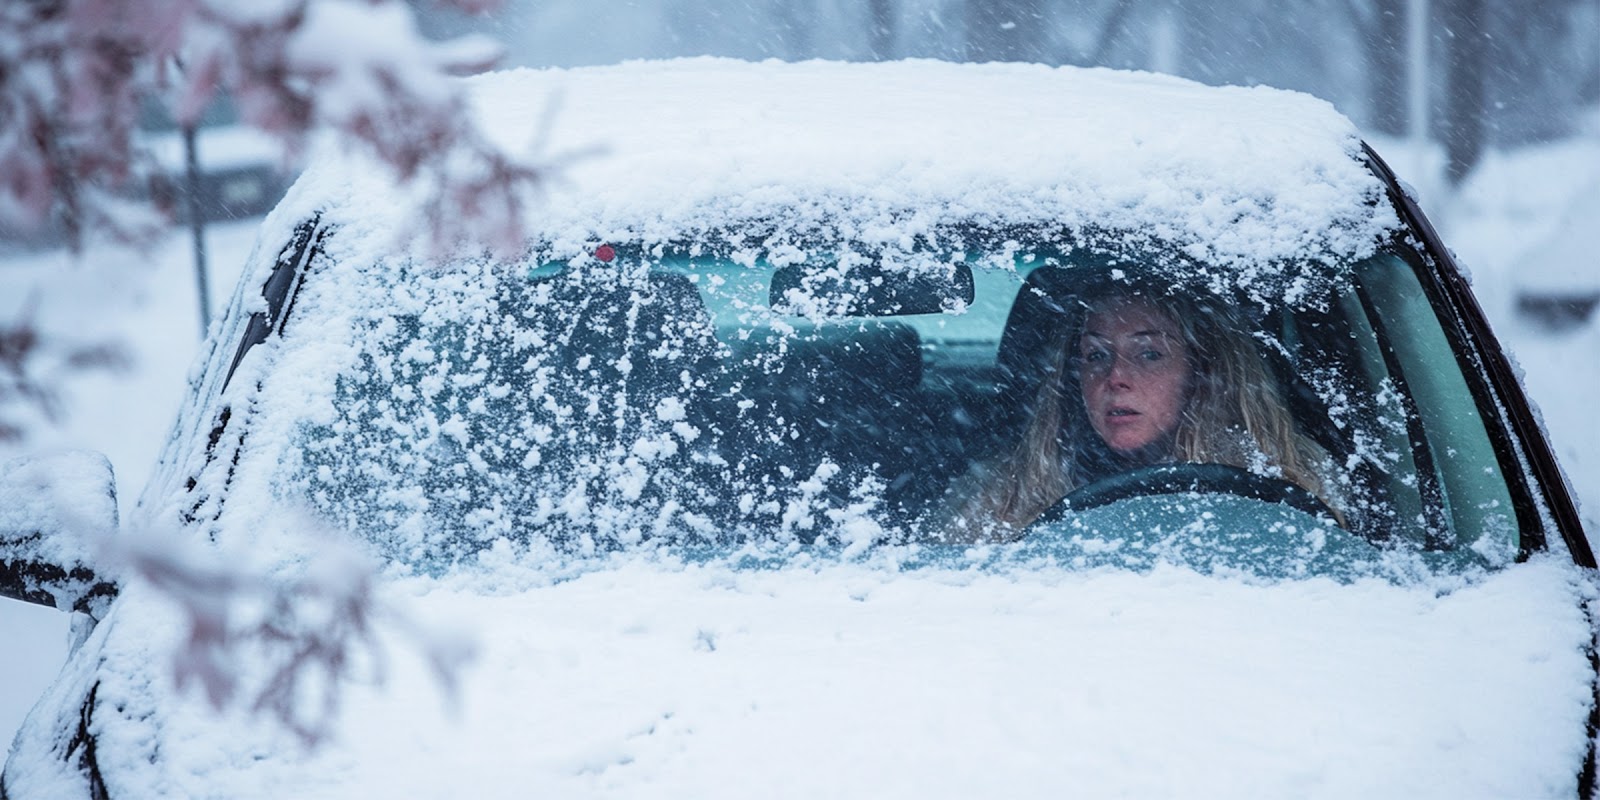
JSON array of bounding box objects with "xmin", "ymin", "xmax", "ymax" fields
[
  {"xmin": 1276, "ymin": 252, "xmax": 1517, "ymax": 558},
  {"xmin": 1356, "ymin": 254, "xmax": 1518, "ymax": 558},
  {"xmin": 1264, "ymin": 288, "xmax": 1421, "ymax": 546},
  {"xmin": 1330, "ymin": 287, "xmax": 1432, "ymax": 541}
]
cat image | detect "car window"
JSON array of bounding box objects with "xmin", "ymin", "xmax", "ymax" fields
[
  {"xmin": 275, "ymin": 232, "xmax": 1521, "ymax": 576},
  {"xmin": 1354, "ymin": 252, "xmax": 1517, "ymax": 559}
]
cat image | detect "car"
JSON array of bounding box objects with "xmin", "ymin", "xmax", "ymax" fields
[
  {"xmin": 136, "ymin": 93, "xmax": 292, "ymax": 223},
  {"xmin": 0, "ymin": 94, "xmax": 290, "ymax": 252},
  {"xmin": 2, "ymin": 58, "xmax": 1596, "ymax": 798},
  {"xmin": 1512, "ymin": 185, "xmax": 1600, "ymax": 333}
]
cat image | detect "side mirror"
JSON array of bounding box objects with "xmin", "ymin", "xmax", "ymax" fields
[{"xmin": 0, "ymin": 450, "xmax": 119, "ymax": 617}]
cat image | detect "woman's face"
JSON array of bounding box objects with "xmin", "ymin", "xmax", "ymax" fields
[{"xmin": 1077, "ymin": 298, "xmax": 1194, "ymax": 454}]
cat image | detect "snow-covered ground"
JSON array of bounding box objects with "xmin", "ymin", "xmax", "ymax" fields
[{"xmin": 3, "ymin": 121, "xmax": 1598, "ymax": 788}]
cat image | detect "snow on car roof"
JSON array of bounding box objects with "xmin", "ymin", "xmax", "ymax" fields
[{"xmin": 276, "ymin": 57, "xmax": 1395, "ymax": 267}]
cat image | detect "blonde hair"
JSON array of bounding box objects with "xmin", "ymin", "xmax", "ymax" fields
[{"xmin": 960, "ymin": 286, "xmax": 1332, "ymax": 535}]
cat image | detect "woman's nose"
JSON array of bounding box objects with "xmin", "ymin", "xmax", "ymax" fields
[{"xmin": 1104, "ymin": 354, "xmax": 1135, "ymax": 386}]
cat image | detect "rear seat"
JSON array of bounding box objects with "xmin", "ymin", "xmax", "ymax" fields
[{"xmin": 723, "ymin": 321, "xmax": 927, "ymax": 508}]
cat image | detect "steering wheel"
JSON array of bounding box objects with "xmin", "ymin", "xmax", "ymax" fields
[{"xmin": 1033, "ymin": 463, "xmax": 1341, "ymax": 527}]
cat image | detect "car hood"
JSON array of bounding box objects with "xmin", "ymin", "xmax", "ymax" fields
[{"xmin": 7, "ymin": 555, "xmax": 1594, "ymax": 798}]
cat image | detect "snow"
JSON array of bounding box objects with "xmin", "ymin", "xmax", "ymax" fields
[
  {"xmin": 0, "ymin": 450, "xmax": 116, "ymax": 615},
  {"xmin": 7, "ymin": 555, "xmax": 1593, "ymax": 799},
  {"xmin": 280, "ymin": 59, "xmax": 1393, "ymax": 270},
  {"xmin": 141, "ymin": 125, "xmax": 286, "ymax": 174},
  {"xmin": 3, "ymin": 59, "xmax": 1599, "ymax": 796},
  {"xmin": 285, "ymin": 558, "xmax": 1590, "ymax": 798}
]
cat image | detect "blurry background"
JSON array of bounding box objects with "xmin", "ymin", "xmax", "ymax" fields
[{"xmin": 4, "ymin": 0, "xmax": 1599, "ymax": 749}]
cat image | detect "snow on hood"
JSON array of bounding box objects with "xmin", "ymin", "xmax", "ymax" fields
[
  {"xmin": 11, "ymin": 555, "xmax": 1590, "ymax": 798},
  {"xmin": 272, "ymin": 58, "xmax": 1395, "ymax": 268}
]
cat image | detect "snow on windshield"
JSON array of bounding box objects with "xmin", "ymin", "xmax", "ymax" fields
[
  {"xmin": 174, "ymin": 220, "xmax": 1513, "ymax": 581},
  {"xmin": 164, "ymin": 59, "xmax": 1517, "ymax": 580}
]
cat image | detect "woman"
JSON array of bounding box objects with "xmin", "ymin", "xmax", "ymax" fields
[{"xmin": 955, "ymin": 283, "xmax": 1336, "ymax": 538}]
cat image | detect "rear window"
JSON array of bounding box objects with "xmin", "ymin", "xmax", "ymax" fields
[{"xmin": 274, "ymin": 233, "xmax": 1519, "ymax": 577}]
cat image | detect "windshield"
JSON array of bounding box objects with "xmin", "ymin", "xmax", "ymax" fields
[{"xmin": 274, "ymin": 233, "xmax": 1518, "ymax": 577}]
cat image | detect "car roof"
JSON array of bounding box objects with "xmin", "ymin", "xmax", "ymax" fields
[{"xmin": 270, "ymin": 58, "xmax": 1397, "ymax": 269}]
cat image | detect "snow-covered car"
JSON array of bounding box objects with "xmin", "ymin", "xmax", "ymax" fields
[
  {"xmin": 3, "ymin": 59, "xmax": 1597, "ymax": 798},
  {"xmin": 1513, "ymin": 185, "xmax": 1600, "ymax": 332}
]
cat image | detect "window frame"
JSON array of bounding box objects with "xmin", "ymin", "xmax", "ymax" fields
[{"xmin": 1361, "ymin": 143, "xmax": 1593, "ymax": 566}]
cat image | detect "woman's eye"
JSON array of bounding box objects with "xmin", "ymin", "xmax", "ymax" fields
[
  {"xmin": 1082, "ymin": 349, "xmax": 1109, "ymax": 364},
  {"xmin": 1140, "ymin": 349, "xmax": 1164, "ymax": 362}
]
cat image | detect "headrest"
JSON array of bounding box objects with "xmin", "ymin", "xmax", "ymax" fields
[{"xmin": 996, "ymin": 266, "xmax": 1083, "ymax": 397}]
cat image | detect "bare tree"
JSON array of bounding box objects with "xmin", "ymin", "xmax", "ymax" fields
[
  {"xmin": 1343, "ymin": 0, "xmax": 1583, "ymax": 183},
  {"xmin": 1084, "ymin": 0, "xmax": 1139, "ymax": 66},
  {"xmin": 1342, "ymin": 0, "xmax": 1410, "ymax": 136},
  {"xmin": 0, "ymin": 0, "xmax": 551, "ymax": 440},
  {"xmin": 117, "ymin": 524, "xmax": 474, "ymax": 747},
  {"xmin": 0, "ymin": 0, "xmax": 540, "ymax": 255},
  {"xmin": 1439, "ymin": 0, "xmax": 1487, "ymax": 186},
  {"xmin": 1, "ymin": 0, "xmax": 541, "ymax": 743},
  {"xmin": 0, "ymin": 296, "xmax": 129, "ymax": 443},
  {"xmin": 773, "ymin": 0, "xmax": 817, "ymax": 59}
]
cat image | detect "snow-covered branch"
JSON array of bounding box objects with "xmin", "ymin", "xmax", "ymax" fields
[
  {"xmin": 0, "ymin": 0, "xmax": 538, "ymax": 253},
  {"xmin": 4, "ymin": 452, "xmax": 472, "ymax": 748},
  {"xmin": 0, "ymin": 298, "xmax": 129, "ymax": 443},
  {"xmin": 116, "ymin": 526, "xmax": 476, "ymax": 747}
]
